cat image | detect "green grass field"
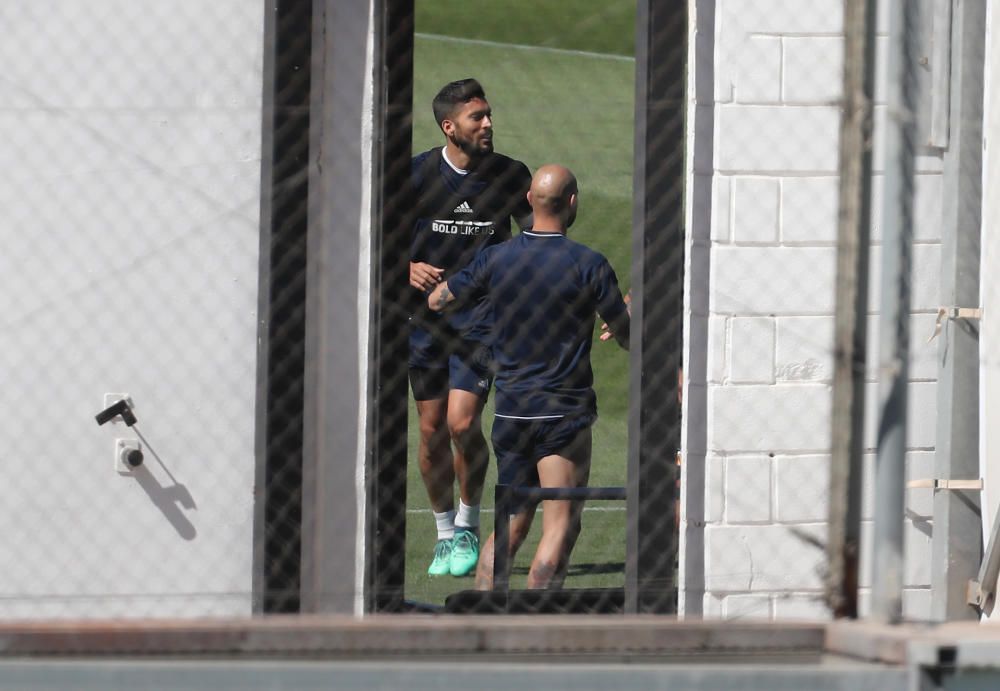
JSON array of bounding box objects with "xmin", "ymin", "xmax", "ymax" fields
[{"xmin": 406, "ymin": 1, "xmax": 636, "ymax": 606}]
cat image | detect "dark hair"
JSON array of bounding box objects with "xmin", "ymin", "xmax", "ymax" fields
[{"xmin": 432, "ymin": 78, "xmax": 486, "ymax": 129}]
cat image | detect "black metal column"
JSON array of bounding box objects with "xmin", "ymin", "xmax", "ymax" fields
[
  {"xmin": 625, "ymin": 0, "xmax": 687, "ymax": 614},
  {"xmin": 254, "ymin": 0, "xmax": 313, "ymax": 615},
  {"xmin": 367, "ymin": 0, "xmax": 413, "ymax": 613}
]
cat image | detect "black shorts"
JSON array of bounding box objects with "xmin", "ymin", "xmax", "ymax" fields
[
  {"xmin": 491, "ymin": 413, "xmax": 595, "ymax": 513},
  {"xmin": 408, "ymin": 326, "xmax": 493, "ymax": 401}
]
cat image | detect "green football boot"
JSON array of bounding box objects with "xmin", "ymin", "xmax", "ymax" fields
[
  {"xmin": 427, "ymin": 538, "xmax": 453, "ymax": 576},
  {"xmin": 449, "ymin": 529, "xmax": 480, "ymax": 577}
]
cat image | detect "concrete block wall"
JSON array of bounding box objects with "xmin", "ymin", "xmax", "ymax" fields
[{"xmin": 684, "ymin": 0, "xmax": 942, "ymax": 620}]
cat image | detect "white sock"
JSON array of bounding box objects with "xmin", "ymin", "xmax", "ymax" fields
[
  {"xmin": 455, "ymin": 500, "xmax": 480, "ymax": 531},
  {"xmin": 434, "ymin": 510, "xmax": 456, "ymax": 541}
]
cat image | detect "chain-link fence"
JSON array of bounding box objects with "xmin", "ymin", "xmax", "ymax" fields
[
  {"xmin": 2, "ymin": 0, "xmax": 269, "ymax": 619},
  {"xmin": 0, "ymin": 0, "xmax": 996, "ymax": 645}
]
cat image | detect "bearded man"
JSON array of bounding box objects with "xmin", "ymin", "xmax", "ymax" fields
[{"xmin": 407, "ymin": 78, "xmax": 533, "ymax": 577}]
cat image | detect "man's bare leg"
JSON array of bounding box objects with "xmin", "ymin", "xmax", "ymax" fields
[
  {"xmin": 444, "ymin": 388, "xmax": 489, "ymax": 576},
  {"xmin": 415, "ymin": 398, "xmax": 454, "ymax": 513},
  {"xmin": 416, "ymin": 397, "xmax": 458, "ymax": 575},
  {"xmin": 526, "ymin": 431, "xmax": 592, "ymax": 589},
  {"xmin": 474, "ymin": 508, "xmax": 536, "ymax": 590},
  {"xmin": 446, "ymin": 388, "xmax": 489, "ymax": 508}
]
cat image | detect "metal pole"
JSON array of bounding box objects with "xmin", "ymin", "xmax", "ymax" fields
[
  {"xmin": 367, "ymin": 0, "xmax": 414, "ymax": 613},
  {"xmin": 254, "ymin": 0, "xmax": 313, "ymax": 614},
  {"xmin": 626, "ymin": 0, "xmax": 686, "ymax": 617},
  {"xmin": 871, "ymin": 0, "xmax": 921, "ymax": 624},
  {"xmin": 931, "ymin": 0, "xmax": 984, "ymax": 622},
  {"xmin": 827, "ymin": 0, "xmax": 877, "ymax": 620}
]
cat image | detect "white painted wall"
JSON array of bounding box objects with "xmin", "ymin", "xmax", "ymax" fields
[
  {"xmin": 0, "ymin": 0, "xmax": 265, "ymax": 618},
  {"xmin": 981, "ymin": 0, "xmax": 1000, "ymax": 626},
  {"xmin": 685, "ymin": 0, "xmax": 942, "ymax": 620}
]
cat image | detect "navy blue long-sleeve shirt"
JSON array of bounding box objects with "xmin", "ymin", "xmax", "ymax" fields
[{"xmin": 447, "ymin": 230, "xmax": 629, "ymax": 418}]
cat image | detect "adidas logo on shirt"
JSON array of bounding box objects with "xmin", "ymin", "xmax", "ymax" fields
[{"xmin": 453, "ymin": 201, "xmax": 473, "ymax": 214}]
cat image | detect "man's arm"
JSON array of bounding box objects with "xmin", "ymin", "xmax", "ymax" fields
[
  {"xmin": 600, "ymin": 291, "xmax": 630, "ymax": 346},
  {"xmin": 429, "ymin": 248, "xmax": 491, "ymax": 312},
  {"xmin": 427, "ymin": 280, "xmax": 456, "ymax": 312},
  {"xmin": 600, "ymin": 304, "xmax": 630, "ymax": 350},
  {"xmin": 593, "ymin": 261, "xmax": 629, "ymax": 350},
  {"xmin": 410, "ymin": 261, "xmax": 443, "ymax": 291}
]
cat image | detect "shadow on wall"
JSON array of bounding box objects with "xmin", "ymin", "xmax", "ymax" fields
[{"xmin": 133, "ymin": 429, "xmax": 198, "ymax": 540}]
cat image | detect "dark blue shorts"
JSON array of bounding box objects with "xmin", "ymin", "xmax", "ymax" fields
[
  {"xmin": 408, "ymin": 325, "xmax": 492, "ymax": 400},
  {"xmin": 491, "ymin": 413, "xmax": 595, "ymax": 513}
]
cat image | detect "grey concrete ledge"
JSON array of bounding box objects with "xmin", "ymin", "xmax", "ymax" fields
[
  {"xmin": 0, "ymin": 616, "xmax": 826, "ymax": 659},
  {"xmin": 5, "ymin": 615, "xmax": 999, "ymax": 669},
  {"xmin": 826, "ymin": 620, "xmax": 1000, "ymax": 667}
]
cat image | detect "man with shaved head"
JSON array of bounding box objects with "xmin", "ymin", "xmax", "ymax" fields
[{"xmin": 429, "ymin": 164, "xmax": 630, "ymax": 589}]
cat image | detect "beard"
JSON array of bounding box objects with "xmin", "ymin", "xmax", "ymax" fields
[{"xmin": 450, "ymin": 129, "xmax": 493, "ymax": 159}]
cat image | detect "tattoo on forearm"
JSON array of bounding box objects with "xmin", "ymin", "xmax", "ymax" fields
[{"xmin": 435, "ymin": 286, "xmax": 451, "ymax": 309}]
